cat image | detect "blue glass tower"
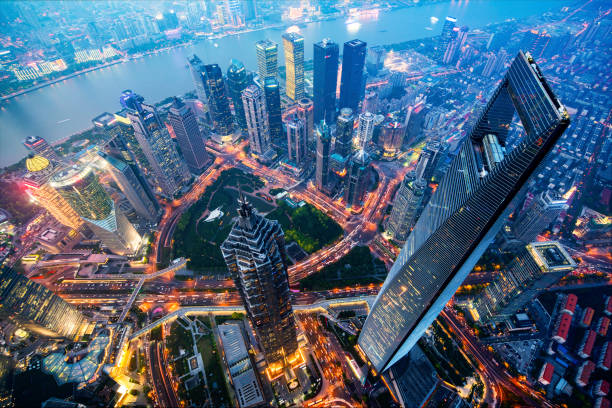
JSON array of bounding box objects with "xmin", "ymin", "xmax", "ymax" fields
[
  {"xmin": 313, "ymin": 39, "xmax": 339, "ymax": 124},
  {"xmin": 339, "ymin": 39, "xmax": 367, "ymax": 113}
]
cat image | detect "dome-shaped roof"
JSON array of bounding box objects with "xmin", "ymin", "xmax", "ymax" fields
[{"xmin": 26, "ymin": 155, "xmax": 50, "ymax": 172}]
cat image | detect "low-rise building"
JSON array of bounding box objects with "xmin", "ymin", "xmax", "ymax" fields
[
  {"xmin": 561, "ymin": 293, "xmax": 578, "ymax": 315},
  {"xmin": 597, "ymin": 316, "xmax": 610, "ymax": 337},
  {"xmin": 578, "ymin": 330, "xmax": 596, "ymax": 359},
  {"xmin": 538, "ymin": 362, "xmax": 554, "ymax": 385},
  {"xmin": 553, "ymin": 312, "xmax": 573, "ymax": 344},
  {"xmin": 575, "ymin": 360, "xmax": 595, "ymax": 387},
  {"xmin": 598, "ymin": 341, "xmax": 612, "ymax": 371},
  {"xmin": 580, "ymin": 307, "xmax": 595, "ymax": 328}
]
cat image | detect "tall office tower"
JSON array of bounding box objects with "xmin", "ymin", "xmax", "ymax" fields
[
  {"xmin": 339, "ymin": 39, "xmax": 367, "ymax": 113},
  {"xmin": 255, "ymin": 39, "xmax": 278, "ymax": 80},
  {"xmin": 220, "ymin": 197, "xmax": 299, "ymax": 367},
  {"xmin": 22, "ymin": 155, "xmax": 83, "ymax": 230},
  {"xmin": 344, "ymin": 149, "xmax": 371, "ymax": 208},
  {"xmin": 50, "ymin": 165, "xmax": 142, "ymax": 255},
  {"xmin": 437, "ymin": 16, "xmax": 458, "ymax": 61},
  {"xmin": 224, "ymin": 0, "xmax": 244, "ymax": 27},
  {"xmin": 358, "ymin": 51, "xmax": 570, "ymax": 375},
  {"xmin": 284, "ymin": 114, "xmax": 307, "ymax": 166},
  {"xmin": 202, "ymin": 64, "xmax": 236, "ymax": 140},
  {"xmin": 472, "ymin": 242, "xmax": 576, "ymax": 323},
  {"xmin": 242, "ymin": 0, "xmax": 258, "ymax": 21},
  {"xmin": 335, "ymin": 107, "xmax": 355, "ymax": 158},
  {"xmin": 388, "ymin": 345, "xmax": 440, "ymax": 408},
  {"xmin": 385, "ymin": 171, "xmax": 427, "ymax": 242},
  {"xmin": 282, "ymin": 32, "xmax": 305, "ymax": 101},
  {"xmin": 98, "ymin": 152, "xmax": 159, "ymax": 222},
  {"xmin": 513, "ymin": 190, "xmax": 568, "ymax": 243},
  {"xmin": 356, "ymin": 112, "xmax": 375, "ymax": 149},
  {"xmin": 242, "ymin": 85, "xmax": 273, "ymax": 161},
  {"xmin": 296, "ymin": 98, "xmax": 314, "ymax": 147},
  {"xmin": 315, "ymin": 121, "xmax": 332, "ymax": 191},
  {"xmin": 378, "ymin": 117, "xmax": 406, "ymax": 159},
  {"xmin": 187, "ymin": 54, "xmax": 208, "ymax": 104},
  {"xmin": 313, "ymin": 39, "xmax": 339, "ymax": 124},
  {"xmin": 227, "ymin": 59, "xmax": 249, "ymax": 132},
  {"xmin": 167, "ymin": 97, "xmax": 210, "ymax": 174},
  {"xmin": 0, "ymin": 267, "xmax": 92, "ymax": 340},
  {"xmin": 264, "ymin": 77, "xmax": 283, "ymax": 144},
  {"xmin": 23, "ymin": 135, "xmax": 60, "ymax": 162},
  {"xmin": 122, "ymin": 90, "xmax": 191, "ymax": 197}
]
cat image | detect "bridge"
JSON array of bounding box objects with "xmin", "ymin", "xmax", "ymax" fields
[
  {"xmin": 117, "ymin": 258, "xmax": 188, "ymax": 323},
  {"xmin": 129, "ymin": 295, "xmax": 376, "ymax": 340}
]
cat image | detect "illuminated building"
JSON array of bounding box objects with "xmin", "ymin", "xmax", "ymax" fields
[
  {"xmin": 313, "ymin": 39, "xmax": 339, "ymax": 124},
  {"xmin": 339, "ymin": 39, "xmax": 367, "ymax": 113},
  {"xmin": 227, "ymin": 59, "xmax": 250, "ymax": 132},
  {"xmin": 296, "ymin": 98, "xmax": 314, "ymax": 147},
  {"xmin": 242, "ymin": 85, "xmax": 274, "ymax": 162},
  {"xmin": 50, "ymin": 165, "xmax": 142, "ymax": 255},
  {"xmin": 282, "ymin": 32, "xmax": 305, "ymax": 101},
  {"xmin": 387, "ymin": 345, "xmax": 439, "ymax": 408},
  {"xmin": 122, "ymin": 90, "xmax": 191, "ymax": 197},
  {"xmin": 284, "ymin": 113, "xmax": 307, "ymax": 167},
  {"xmin": 167, "ymin": 97, "xmax": 211, "ymax": 174},
  {"xmin": 356, "ymin": 111, "xmax": 375, "ymax": 149},
  {"xmin": 437, "ymin": 17, "xmax": 457, "ymax": 61},
  {"xmin": 378, "ymin": 116, "xmax": 406, "ymax": 159},
  {"xmin": 344, "ymin": 149, "xmax": 371, "ymax": 208},
  {"xmin": 202, "ymin": 64, "xmax": 237, "ymax": 142},
  {"xmin": 22, "ymin": 155, "xmax": 83, "ymax": 230},
  {"xmin": 221, "ymin": 197, "xmax": 299, "ymax": 367},
  {"xmin": 315, "ymin": 121, "xmax": 332, "ymax": 192},
  {"xmin": 358, "ymin": 52, "xmax": 570, "ymax": 374},
  {"xmin": 187, "ymin": 54, "xmax": 208, "ymax": 104},
  {"xmin": 513, "ymin": 190, "xmax": 568, "ymax": 243},
  {"xmin": 255, "ymin": 39, "xmax": 278, "ymax": 80},
  {"xmin": 442, "ymin": 25, "xmax": 468, "ymax": 65},
  {"xmin": 23, "ymin": 135, "xmax": 60, "ymax": 162},
  {"xmin": 385, "ymin": 171, "xmax": 426, "ymax": 243},
  {"xmin": 471, "ymin": 241, "xmax": 575, "ymax": 323},
  {"xmin": 335, "ymin": 107, "xmax": 354, "ymax": 158},
  {"xmin": 0, "ymin": 267, "xmax": 91, "ymax": 340},
  {"xmin": 263, "ymin": 77, "xmax": 283, "ymax": 144}
]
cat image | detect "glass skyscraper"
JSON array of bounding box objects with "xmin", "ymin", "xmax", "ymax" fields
[
  {"xmin": 282, "ymin": 32, "xmax": 305, "ymax": 101},
  {"xmin": 358, "ymin": 51, "xmax": 570, "ymax": 373},
  {"xmin": 242, "ymin": 84, "xmax": 273, "ymax": 161},
  {"xmin": 227, "ymin": 59, "xmax": 250, "ymax": 132},
  {"xmin": 313, "ymin": 39, "xmax": 339, "ymax": 124},
  {"xmin": 255, "ymin": 39, "xmax": 277, "ymax": 80},
  {"xmin": 339, "ymin": 39, "xmax": 367, "ymax": 113},
  {"xmin": 167, "ymin": 97, "xmax": 211, "ymax": 174},
  {"xmin": 264, "ymin": 77, "xmax": 283, "ymax": 144},
  {"xmin": 202, "ymin": 64, "xmax": 236, "ymax": 142},
  {"xmin": 315, "ymin": 121, "xmax": 332, "ymax": 192},
  {"xmin": 334, "ymin": 107, "xmax": 354, "ymax": 159}
]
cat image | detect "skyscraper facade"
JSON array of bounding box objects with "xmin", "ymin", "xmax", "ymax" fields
[
  {"xmin": 296, "ymin": 98, "xmax": 314, "ymax": 147},
  {"xmin": 282, "ymin": 32, "xmax": 305, "ymax": 101},
  {"xmin": 122, "ymin": 90, "xmax": 191, "ymax": 197},
  {"xmin": 437, "ymin": 16, "xmax": 458, "ymax": 61},
  {"xmin": 313, "ymin": 39, "xmax": 339, "ymax": 124},
  {"xmin": 0, "ymin": 267, "xmax": 92, "ymax": 340},
  {"xmin": 378, "ymin": 116, "xmax": 406, "ymax": 159},
  {"xmin": 513, "ymin": 190, "xmax": 568, "ymax": 243},
  {"xmin": 202, "ymin": 64, "xmax": 236, "ymax": 141},
  {"xmin": 220, "ymin": 198, "xmax": 298, "ymax": 366},
  {"xmin": 23, "ymin": 135, "xmax": 60, "ymax": 162},
  {"xmin": 242, "ymin": 85, "xmax": 272, "ymax": 160},
  {"xmin": 335, "ymin": 107, "xmax": 354, "ymax": 158},
  {"xmin": 356, "ymin": 112, "xmax": 375, "ymax": 149},
  {"xmin": 227, "ymin": 59, "xmax": 250, "ymax": 132},
  {"xmin": 284, "ymin": 114, "xmax": 307, "ymax": 166},
  {"xmin": 187, "ymin": 54, "xmax": 208, "ymax": 104},
  {"xmin": 50, "ymin": 165, "xmax": 142, "ymax": 255},
  {"xmin": 255, "ymin": 39, "xmax": 278, "ymax": 80},
  {"xmin": 167, "ymin": 97, "xmax": 211, "ymax": 174},
  {"xmin": 339, "ymin": 39, "xmax": 367, "ymax": 112},
  {"xmin": 264, "ymin": 77, "xmax": 283, "ymax": 144},
  {"xmin": 315, "ymin": 121, "xmax": 332, "ymax": 192},
  {"xmin": 344, "ymin": 149, "xmax": 371, "ymax": 208},
  {"xmin": 385, "ymin": 171, "xmax": 426, "ymax": 242},
  {"xmin": 358, "ymin": 51, "xmax": 570, "ymax": 374}
]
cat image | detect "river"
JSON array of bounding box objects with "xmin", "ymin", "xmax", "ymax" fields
[{"xmin": 0, "ymin": 0, "xmax": 570, "ymax": 167}]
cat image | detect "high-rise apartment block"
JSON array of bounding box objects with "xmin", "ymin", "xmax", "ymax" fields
[
  {"xmin": 356, "ymin": 112, "xmax": 375, "ymax": 149},
  {"xmin": 282, "ymin": 32, "xmax": 305, "ymax": 101}
]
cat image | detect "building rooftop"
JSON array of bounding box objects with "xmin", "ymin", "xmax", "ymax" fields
[
  {"xmin": 527, "ymin": 241, "xmax": 576, "ymax": 272},
  {"xmin": 218, "ymin": 324, "xmax": 249, "ymax": 367},
  {"xmin": 26, "ymin": 155, "xmax": 51, "ymax": 172}
]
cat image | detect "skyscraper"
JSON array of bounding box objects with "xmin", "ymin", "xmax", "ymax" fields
[
  {"xmin": 227, "ymin": 59, "xmax": 250, "ymax": 132},
  {"xmin": 167, "ymin": 97, "xmax": 211, "ymax": 174},
  {"xmin": 282, "ymin": 32, "xmax": 305, "ymax": 101},
  {"xmin": 98, "ymin": 152, "xmax": 159, "ymax": 222},
  {"xmin": 315, "ymin": 121, "xmax": 332, "ymax": 192},
  {"xmin": 122, "ymin": 90, "xmax": 191, "ymax": 197},
  {"xmin": 313, "ymin": 39, "xmax": 339, "ymax": 124},
  {"xmin": 339, "ymin": 39, "xmax": 367, "ymax": 112},
  {"xmin": 0, "ymin": 267, "xmax": 92, "ymax": 340},
  {"xmin": 242, "ymin": 85, "xmax": 274, "ymax": 161},
  {"xmin": 385, "ymin": 171, "xmax": 426, "ymax": 242},
  {"xmin": 437, "ymin": 16, "xmax": 458, "ymax": 61},
  {"xmin": 471, "ymin": 241, "xmax": 576, "ymax": 323},
  {"xmin": 513, "ymin": 190, "xmax": 568, "ymax": 243},
  {"xmin": 202, "ymin": 64, "xmax": 236, "ymax": 141},
  {"xmin": 344, "ymin": 149, "xmax": 371, "ymax": 208},
  {"xmin": 284, "ymin": 114, "xmax": 307, "ymax": 166},
  {"xmin": 50, "ymin": 165, "xmax": 142, "ymax": 255},
  {"xmin": 220, "ymin": 197, "xmax": 299, "ymax": 367},
  {"xmin": 335, "ymin": 107, "xmax": 354, "ymax": 158},
  {"xmin": 23, "ymin": 135, "xmax": 60, "ymax": 162},
  {"xmin": 358, "ymin": 51, "xmax": 570, "ymax": 374},
  {"xmin": 378, "ymin": 116, "xmax": 406, "ymax": 159},
  {"xmin": 187, "ymin": 54, "xmax": 208, "ymax": 104},
  {"xmin": 442, "ymin": 25, "xmax": 468, "ymax": 65},
  {"xmin": 356, "ymin": 112, "xmax": 375, "ymax": 149},
  {"xmin": 255, "ymin": 39, "xmax": 278, "ymax": 80},
  {"xmin": 264, "ymin": 77, "xmax": 283, "ymax": 144},
  {"xmin": 22, "ymin": 155, "xmax": 83, "ymax": 230},
  {"xmin": 296, "ymin": 98, "xmax": 314, "ymax": 147}
]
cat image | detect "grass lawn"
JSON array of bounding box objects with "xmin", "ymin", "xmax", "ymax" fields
[
  {"xmin": 267, "ymin": 199, "xmax": 343, "ymax": 253},
  {"xmin": 300, "ymin": 246, "xmax": 387, "ymax": 291}
]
